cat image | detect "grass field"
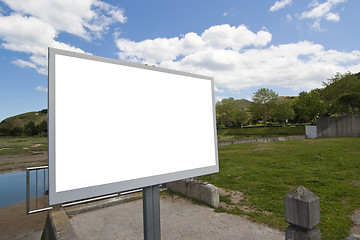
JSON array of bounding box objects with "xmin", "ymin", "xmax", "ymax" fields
[
  {"xmin": 204, "ymin": 137, "xmax": 360, "ymax": 239},
  {"xmin": 217, "ymin": 126, "xmax": 305, "ymax": 141},
  {"xmin": 0, "ymin": 136, "xmax": 48, "ymax": 155}
]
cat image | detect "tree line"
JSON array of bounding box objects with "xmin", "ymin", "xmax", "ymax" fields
[
  {"xmin": 0, "ymin": 120, "xmax": 48, "ymax": 136},
  {"xmin": 216, "ymin": 72, "xmax": 360, "ymax": 128}
]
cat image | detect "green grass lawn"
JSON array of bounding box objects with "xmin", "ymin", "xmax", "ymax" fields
[
  {"xmin": 217, "ymin": 126, "xmax": 305, "ymax": 141},
  {"xmin": 207, "ymin": 137, "xmax": 360, "ymax": 240},
  {"xmin": 0, "ymin": 136, "xmax": 48, "ymax": 155}
]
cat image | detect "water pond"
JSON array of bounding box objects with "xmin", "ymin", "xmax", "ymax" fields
[{"xmin": 0, "ymin": 169, "xmax": 48, "ymax": 208}]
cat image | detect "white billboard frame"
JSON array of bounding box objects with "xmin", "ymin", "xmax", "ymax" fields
[{"xmin": 48, "ymin": 48, "xmax": 219, "ymax": 205}]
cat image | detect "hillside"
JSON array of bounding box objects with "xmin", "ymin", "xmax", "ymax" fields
[{"xmin": 0, "ymin": 110, "xmax": 47, "ymax": 130}]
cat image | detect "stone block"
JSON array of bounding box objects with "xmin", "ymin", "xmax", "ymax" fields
[
  {"xmin": 285, "ymin": 185, "xmax": 320, "ymax": 229},
  {"xmin": 285, "ymin": 225, "xmax": 321, "ymax": 240}
]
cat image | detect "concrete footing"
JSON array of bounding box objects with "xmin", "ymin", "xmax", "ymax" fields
[
  {"xmin": 166, "ymin": 179, "xmax": 220, "ymax": 208},
  {"xmin": 285, "ymin": 225, "xmax": 321, "ymax": 240},
  {"xmin": 42, "ymin": 209, "xmax": 78, "ymax": 240}
]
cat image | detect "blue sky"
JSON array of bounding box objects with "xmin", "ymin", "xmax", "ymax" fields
[{"xmin": 1, "ymin": 0, "xmax": 360, "ymax": 122}]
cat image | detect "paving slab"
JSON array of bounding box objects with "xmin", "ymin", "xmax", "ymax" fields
[{"xmin": 69, "ymin": 194, "xmax": 284, "ymax": 240}]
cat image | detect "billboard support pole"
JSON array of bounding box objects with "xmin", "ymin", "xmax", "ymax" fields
[{"xmin": 143, "ymin": 185, "xmax": 161, "ymax": 240}]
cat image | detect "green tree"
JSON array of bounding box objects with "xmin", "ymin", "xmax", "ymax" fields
[
  {"xmin": 235, "ymin": 99, "xmax": 250, "ymax": 109},
  {"xmin": 338, "ymin": 93, "xmax": 360, "ymax": 115},
  {"xmin": 0, "ymin": 127, "xmax": 10, "ymax": 136},
  {"xmin": 322, "ymin": 72, "xmax": 360, "ymax": 115},
  {"xmin": 216, "ymin": 97, "xmax": 249, "ymax": 128},
  {"xmin": 249, "ymin": 88, "xmax": 279, "ymax": 125},
  {"xmin": 272, "ymin": 98, "xmax": 295, "ymax": 126},
  {"xmin": 10, "ymin": 127, "xmax": 23, "ymax": 136},
  {"xmin": 37, "ymin": 120, "xmax": 48, "ymax": 136},
  {"xmin": 234, "ymin": 108, "xmax": 249, "ymax": 128},
  {"xmin": 293, "ymin": 90, "xmax": 325, "ymax": 123},
  {"xmin": 24, "ymin": 121, "xmax": 38, "ymax": 136},
  {"xmin": 252, "ymin": 88, "xmax": 279, "ymax": 104}
]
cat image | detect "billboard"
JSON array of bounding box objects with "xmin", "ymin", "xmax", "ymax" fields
[{"xmin": 48, "ymin": 48, "xmax": 218, "ymax": 205}]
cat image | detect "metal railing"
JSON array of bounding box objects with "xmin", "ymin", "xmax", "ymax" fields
[
  {"xmin": 26, "ymin": 166, "xmax": 51, "ymax": 214},
  {"xmin": 26, "ymin": 166, "xmax": 143, "ymax": 214}
]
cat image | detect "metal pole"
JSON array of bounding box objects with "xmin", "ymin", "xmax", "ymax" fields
[
  {"xmin": 26, "ymin": 169, "xmax": 30, "ymax": 215},
  {"xmin": 43, "ymin": 169, "xmax": 46, "ymax": 208},
  {"xmin": 36, "ymin": 170, "xmax": 38, "ymax": 209},
  {"xmin": 143, "ymin": 185, "xmax": 161, "ymax": 240}
]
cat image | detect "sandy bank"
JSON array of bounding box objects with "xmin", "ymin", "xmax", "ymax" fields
[
  {"xmin": 0, "ymin": 151, "xmax": 48, "ymax": 174},
  {"xmin": 0, "ymin": 198, "xmax": 48, "ymax": 240}
]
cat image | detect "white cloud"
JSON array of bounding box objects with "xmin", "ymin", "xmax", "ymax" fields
[
  {"xmin": 0, "ymin": 0, "xmax": 126, "ymax": 74},
  {"xmin": 115, "ymin": 25, "xmax": 360, "ymax": 94},
  {"xmin": 286, "ymin": 14, "xmax": 292, "ymax": 22},
  {"xmin": 84, "ymin": 0, "xmax": 127, "ymax": 39},
  {"xmin": 326, "ymin": 12, "xmax": 340, "ymax": 22},
  {"xmin": 222, "ymin": 9, "xmax": 237, "ymax": 18},
  {"xmin": 1, "ymin": 0, "xmax": 126, "ymax": 40},
  {"xmin": 0, "ymin": 14, "xmax": 56, "ymax": 55},
  {"xmin": 116, "ymin": 24, "xmax": 272, "ymax": 64},
  {"xmin": 0, "ymin": 13, "xmax": 85, "ymax": 75},
  {"xmin": 300, "ymin": 0, "xmax": 346, "ymax": 30},
  {"xmin": 215, "ymin": 96, "xmax": 227, "ymax": 103},
  {"xmin": 36, "ymin": 85, "xmax": 48, "ymax": 93},
  {"xmin": 12, "ymin": 59, "xmax": 37, "ymax": 69},
  {"xmin": 269, "ymin": 0, "xmax": 292, "ymax": 12},
  {"xmin": 12, "ymin": 59, "xmax": 47, "ymax": 75},
  {"xmin": 214, "ymin": 86, "xmax": 224, "ymax": 93},
  {"xmin": 311, "ymin": 20, "xmax": 323, "ymax": 31}
]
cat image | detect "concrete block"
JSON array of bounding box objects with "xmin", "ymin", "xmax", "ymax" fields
[
  {"xmin": 189, "ymin": 181, "xmax": 219, "ymax": 208},
  {"xmin": 166, "ymin": 179, "xmax": 188, "ymax": 195},
  {"xmin": 285, "ymin": 225, "xmax": 321, "ymax": 240},
  {"xmin": 306, "ymin": 126, "xmax": 317, "ymax": 139},
  {"xmin": 42, "ymin": 209, "xmax": 79, "ymax": 240},
  {"xmin": 166, "ymin": 179, "xmax": 219, "ymax": 208},
  {"xmin": 285, "ymin": 185, "xmax": 320, "ymax": 229}
]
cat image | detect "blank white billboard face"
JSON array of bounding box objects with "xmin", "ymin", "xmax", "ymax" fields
[{"xmin": 48, "ymin": 48, "xmax": 219, "ymax": 205}]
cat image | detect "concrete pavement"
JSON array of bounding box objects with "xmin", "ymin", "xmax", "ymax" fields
[{"xmin": 69, "ymin": 193, "xmax": 284, "ymax": 240}]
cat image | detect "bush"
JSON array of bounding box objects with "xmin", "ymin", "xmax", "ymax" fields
[
  {"xmin": 10, "ymin": 127, "xmax": 23, "ymax": 136},
  {"xmin": 24, "ymin": 121, "xmax": 38, "ymax": 136}
]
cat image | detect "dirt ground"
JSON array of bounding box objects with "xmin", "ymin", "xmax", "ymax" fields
[
  {"xmin": 0, "ymin": 198, "xmax": 48, "ymax": 240},
  {"xmin": 0, "ymin": 151, "xmax": 48, "ymax": 174},
  {"xmin": 0, "ymin": 152, "xmax": 49, "ymax": 239}
]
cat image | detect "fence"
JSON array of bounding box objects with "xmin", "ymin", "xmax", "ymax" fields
[
  {"xmin": 26, "ymin": 165, "xmax": 143, "ymax": 215},
  {"xmin": 26, "ymin": 166, "xmax": 51, "ymax": 214}
]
